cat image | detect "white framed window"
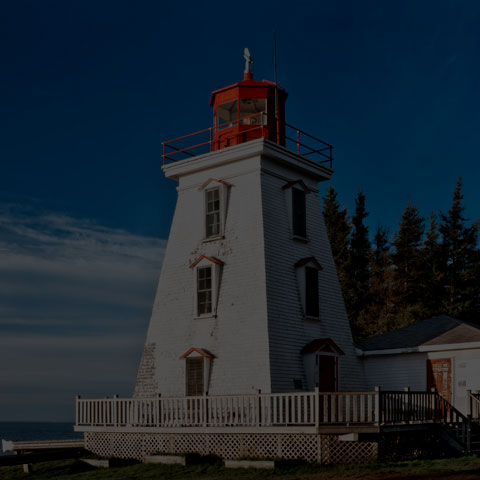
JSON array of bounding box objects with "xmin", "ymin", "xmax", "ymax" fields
[
  {"xmin": 305, "ymin": 266, "xmax": 319, "ymax": 317},
  {"xmin": 295, "ymin": 257, "xmax": 322, "ymax": 320},
  {"xmin": 282, "ymin": 179, "xmax": 310, "ymax": 241},
  {"xmin": 186, "ymin": 357, "xmax": 204, "ymax": 396},
  {"xmin": 179, "ymin": 347, "xmax": 215, "ymax": 396},
  {"xmin": 205, "ymin": 187, "xmax": 221, "ymax": 238},
  {"xmin": 190, "ymin": 255, "xmax": 224, "ymax": 318},
  {"xmin": 199, "ymin": 178, "xmax": 232, "ymax": 241},
  {"xmin": 197, "ymin": 266, "xmax": 212, "ymax": 315},
  {"xmin": 292, "ymin": 188, "xmax": 307, "ymax": 237}
]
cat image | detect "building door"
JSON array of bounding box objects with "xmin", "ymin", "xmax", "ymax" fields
[
  {"xmin": 427, "ymin": 358, "xmax": 452, "ymax": 403},
  {"xmin": 317, "ymin": 354, "xmax": 337, "ymax": 422},
  {"xmin": 318, "ymin": 355, "xmax": 337, "ymax": 392}
]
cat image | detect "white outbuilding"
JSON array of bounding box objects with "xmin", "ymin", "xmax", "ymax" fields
[{"xmin": 357, "ymin": 315, "xmax": 480, "ymax": 415}]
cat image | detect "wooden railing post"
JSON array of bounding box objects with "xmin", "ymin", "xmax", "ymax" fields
[
  {"xmin": 155, "ymin": 394, "xmax": 160, "ymax": 427},
  {"xmin": 203, "ymin": 392, "xmax": 207, "ymax": 427},
  {"xmin": 75, "ymin": 395, "xmax": 81, "ymax": 425},
  {"xmin": 374, "ymin": 386, "xmax": 381, "ymax": 425},
  {"xmin": 103, "ymin": 397, "xmax": 107, "ymax": 427},
  {"xmin": 404, "ymin": 387, "xmax": 411, "ymax": 423},
  {"xmin": 430, "ymin": 387, "xmax": 438, "ymax": 422},
  {"xmin": 467, "ymin": 417, "xmax": 472, "ymax": 452},
  {"xmin": 256, "ymin": 390, "xmax": 261, "ymax": 427},
  {"xmin": 314, "ymin": 386, "xmax": 319, "ymax": 428},
  {"xmin": 467, "ymin": 389, "xmax": 472, "ymax": 418},
  {"xmin": 113, "ymin": 394, "xmax": 118, "ymax": 427}
]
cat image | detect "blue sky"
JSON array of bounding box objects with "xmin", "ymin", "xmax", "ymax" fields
[{"xmin": 1, "ymin": 1, "xmax": 479, "ymax": 421}]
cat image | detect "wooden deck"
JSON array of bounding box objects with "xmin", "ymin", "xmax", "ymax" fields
[
  {"xmin": 75, "ymin": 389, "xmax": 472, "ymax": 437},
  {"xmin": 75, "ymin": 389, "xmax": 480, "ymax": 461}
]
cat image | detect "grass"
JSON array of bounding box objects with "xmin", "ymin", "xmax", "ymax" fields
[{"xmin": 1, "ymin": 456, "xmax": 480, "ymax": 479}]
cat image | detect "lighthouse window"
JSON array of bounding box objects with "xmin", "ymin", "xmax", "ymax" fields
[
  {"xmin": 197, "ymin": 266, "xmax": 213, "ymax": 315},
  {"xmin": 305, "ymin": 267, "xmax": 319, "ymax": 318},
  {"xmin": 239, "ymin": 98, "xmax": 266, "ymax": 125},
  {"xmin": 295, "ymin": 257, "xmax": 321, "ymax": 320},
  {"xmin": 217, "ymin": 100, "xmax": 238, "ymax": 128},
  {"xmin": 186, "ymin": 357, "xmax": 204, "ymax": 396},
  {"xmin": 205, "ymin": 187, "xmax": 221, "ymax": 238},
  {"xmin": 292, "ymin": 188, "xmax": 307, "ymax": 238}
]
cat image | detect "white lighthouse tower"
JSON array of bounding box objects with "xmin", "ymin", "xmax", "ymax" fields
[{"xmin": 134, "ymin": 57, "xmax": 365, "ymax": 399}]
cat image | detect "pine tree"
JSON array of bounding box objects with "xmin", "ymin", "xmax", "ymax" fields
[
  {"xmin": 391, "ymin": 203, "xmax": 425, "ymax": 327},
  {"xmin": 357, "ymin": 226, "xmax": 395, "ymax": 337},
  {"xmin": 345, "ymin": 191, "xmax": 371, "ymax": 339},
  {"xmin": 439, "ymin": 178, "xmax": 480, "ymax": 320},
  {"xmin": 322, "ymin": 186, "xmax": 351, "ymax": 295},
  {"xmin": 420, "ymin": 213, "xmax": 443, "ymax": 317}
]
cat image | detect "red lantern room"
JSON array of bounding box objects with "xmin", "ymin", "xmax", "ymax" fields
[{"xmin": 210, "ymin": 49, "xmax": 288, "ymax": 151}]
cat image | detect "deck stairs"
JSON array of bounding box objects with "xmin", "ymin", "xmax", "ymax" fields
[
  {"xmin": 469, "ymin": 424, "xmax": 480, "ymax": 455},
  {"xmin": 469, "ymin": 392, "xmax": 480, "ymax": 455},
  {"xmin": 435, "ymin": 393, "xmax": 480, "ymax": 456}
]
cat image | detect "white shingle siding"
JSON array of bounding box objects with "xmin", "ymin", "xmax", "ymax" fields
[
  {"xmin": 362, "ymin": 353, "xmax": 427, "ymax": 391},
  {"xmin": 261, "ymin": 162, "xmax": 365, "ymax": 392},
  {"xmin": 138, "ymin": 166, "xmax": 271, "ymax": 396},
  {"xmin": 134, "ymin": 139, "xmax": 366, "ymax": 397}
]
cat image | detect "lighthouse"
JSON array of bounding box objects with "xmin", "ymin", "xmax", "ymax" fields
[
  {"xmin": 75, "ymin": 52, "xmax": 468, "ymax": 465},
  {"xmin": 134, "ymin": 52, "xmax": 365, "ymax": 399}
]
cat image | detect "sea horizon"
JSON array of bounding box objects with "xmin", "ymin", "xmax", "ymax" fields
[{"xmin": 0, "ymin": 421, "xmax": 82, "ymax": 456}]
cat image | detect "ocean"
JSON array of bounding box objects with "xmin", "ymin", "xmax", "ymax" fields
[{"xmin": 0, "ymin": 422, "xmax": 82, "ymax": 456}]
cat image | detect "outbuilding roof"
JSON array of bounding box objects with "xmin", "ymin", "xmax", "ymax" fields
[{"xmin": 357, "ymin": 315, "xmax": 480, "ymax": 352}]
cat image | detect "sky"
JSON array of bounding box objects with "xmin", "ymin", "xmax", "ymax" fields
[{"xmin": 1, "ymin": 1, "xmax": 479, "ymax": 422}]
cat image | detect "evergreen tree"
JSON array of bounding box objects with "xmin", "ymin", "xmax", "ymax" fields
[
  {"xmin": 322, "ymin": 186, "xmax": 351, "ymax": 294},
  {"xmin": 391, "ymin": 203, "xmax": 425, "ymax": 327},
  {"xmin": 439, "ymin": 178, "xmax": 480, "ymax": 320},
  {"xmin": 420, "ymin": 213, "xmax": 443, "ymax": 317},
  {"xmin": 346, "ymin": 191, "xmax": 371, "ymax": 339},
  {"xmin": 357, "ymin": 226, "xmax": 395, "ymax": 337}
]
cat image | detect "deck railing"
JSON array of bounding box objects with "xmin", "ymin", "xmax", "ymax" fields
[
  {"xmin": 161, "ymin": 113, "xmax": 333, "ymax": 167},
  {"xmin": 75, "ymin": 388, "xmax": 469, "ymax": 431},
  {"xmin": 76, "ymin": 390, "xmax": 377, "ymax": 429}
]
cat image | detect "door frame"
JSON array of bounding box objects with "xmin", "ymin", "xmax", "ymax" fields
[{"xmin": 427, "ymin": 357, "xmax": 453, "ymax": 403}]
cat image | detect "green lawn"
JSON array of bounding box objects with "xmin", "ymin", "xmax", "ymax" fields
[{"xmin": 1, "ymin": 456, "xmax": 480, "ymax": 479}]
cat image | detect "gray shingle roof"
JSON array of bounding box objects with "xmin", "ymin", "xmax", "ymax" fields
[{"xmin": 356, "ymin": 315, "xmax": 480, "ymax": 352}]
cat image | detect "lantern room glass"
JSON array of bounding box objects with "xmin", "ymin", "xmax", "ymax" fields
[
  {"xmin": 239, "ymin": 98, "xmax": 266, "ymax": 125},
  {"xmin": 216, "ymin": 100, "xmax": 238, "ymax": 129}
]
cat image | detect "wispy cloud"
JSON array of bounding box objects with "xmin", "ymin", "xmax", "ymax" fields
[{"xmin": 0, "ymin": 204, "xmax": 165, "ymax": 421}]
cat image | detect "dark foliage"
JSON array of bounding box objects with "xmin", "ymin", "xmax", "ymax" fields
[
  {"xmin": 438, "ymin": 179, "xmax": 480, "ymax": 320},
  {"xmin": 321, "ymin": 186, "xmax": 351, "ymax": 298},
  {"xmin": 322, "ymin": 179, "xmax": 480, "ymax": 340}
]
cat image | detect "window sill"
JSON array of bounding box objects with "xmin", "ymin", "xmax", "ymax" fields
[
  {"xmin": 304, "ymin": 315, "xmax": 320, "ymax": 322},
  {"xmin": 194, "ymin": 314, "xmax": 217, "ymax": 320},
  {"xmin": 292, "ymin": 235, "xmax": 309, "ymax": 243},
  {"xmin": 202, "ymin": 235, "xmax": 225, "ymax": 243}
]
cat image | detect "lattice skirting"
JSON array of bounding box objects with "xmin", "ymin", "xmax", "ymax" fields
[{"xmin": 84, "ymin": 432, "xmax": 378, "ymax": 464}]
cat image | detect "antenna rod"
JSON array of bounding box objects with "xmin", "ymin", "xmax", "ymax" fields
[
  {"xmin": 273, "ymin": 28, "xmax": 277, "ymax": 86},
  {"xmin": 273, "ymin": 28, "xmax": 280, "ymax": 144}
]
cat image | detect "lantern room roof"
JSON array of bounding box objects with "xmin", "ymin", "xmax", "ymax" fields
[{"xmin": 209, "ymin": 74, "xmax": 285, "ymax": 106}]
